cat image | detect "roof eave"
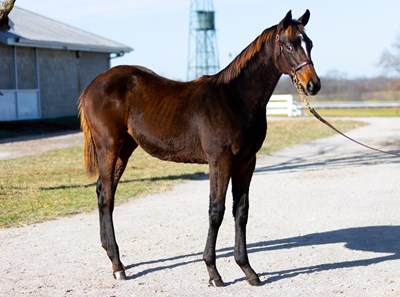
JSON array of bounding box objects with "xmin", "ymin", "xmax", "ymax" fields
[{"xmin": 3, "ymin": 36, "xmax": 133, "ymax": 54}]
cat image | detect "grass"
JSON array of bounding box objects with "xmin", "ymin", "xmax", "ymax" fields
[
  {"xmin": 0, "ymin": 119, "xmax": 365, "ymax": 228},
  {"xmin": 310, "ymin": 107, "xmax": 400, "ymax": 117}
]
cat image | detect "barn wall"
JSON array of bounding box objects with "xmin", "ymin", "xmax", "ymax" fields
[
  {"xmin": 0, "ymin": 44, "xmax": 110, "ymax": 120},
  {"xmin": 16, "ymin": 47, "xmax": 37, "ymax": 89},
  {"xmin": 38, "ymin": 49, "xmax": 109, "ymax": 119},
  {"xmin": 78, "ymin": 51, "xmax": 110, "ymax": 93}
]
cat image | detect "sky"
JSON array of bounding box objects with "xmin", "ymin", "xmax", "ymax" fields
[{"xmin": 16, "ymin": 0, "xmax": 400, "ymax": 81}]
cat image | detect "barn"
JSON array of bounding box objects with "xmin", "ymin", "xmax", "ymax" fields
[{"xmin": 0, "ymin": 6, "xmax": 132, "ymax": 121}]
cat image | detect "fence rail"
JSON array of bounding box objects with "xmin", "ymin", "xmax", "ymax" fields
[
  {"xmin": 268, "ymin": 95, "xmax": 400, "ymax": 117},
  {"xmin": 267, "ymin": 95, "xmax": 302, "ymax": 116}
]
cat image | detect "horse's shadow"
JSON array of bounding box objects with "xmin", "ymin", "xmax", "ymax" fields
[
  {"xmin": 245, "ymin": 225, "xmax": 400, "ymax": 284},
  {"xmin": 125, "ymin": 225, "xmax": 400, "ymax": 285},
  {"xmin": 255, "ymin": 149, "xmax": 400, "ymax": 175}
]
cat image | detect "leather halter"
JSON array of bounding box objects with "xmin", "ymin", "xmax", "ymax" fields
[{"xmin": 275, "ymin": 33, "xmax": 313, "ymax": 76}]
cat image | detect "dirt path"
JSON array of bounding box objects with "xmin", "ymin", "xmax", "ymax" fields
[
  {"xmin": 0, "ymin": 131, "xmax": 82, "ymax": 160},
  {"xmin": 1, "ymin": 118, "xmax": 400, "ymax": 296}
]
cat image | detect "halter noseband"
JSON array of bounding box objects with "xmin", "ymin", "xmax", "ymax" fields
[
  {"xmin": 275, "ymin": 34, "xmax": 313, "ymax": 77},
  {"xmin": 292, "ymin": 60, "xmax": 313, "ymax": 72}
]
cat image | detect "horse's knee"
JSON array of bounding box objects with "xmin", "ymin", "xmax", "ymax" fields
[
  {"xmin": 233, "ymin": 194, "xmax": 249, "ymax": 224},
  {"xmin": 236, "ymin": 207, "xmax": 249, "ymax": 226},
  {"xmin": 209, "ymin": 202, "xmax": 225, "ymax": 226}
]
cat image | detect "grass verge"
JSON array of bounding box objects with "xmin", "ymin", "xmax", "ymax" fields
[
  {"xmin": 312, "ymin": 107, "xmax": 400, "ymax": 117},
  {"xmin": 0, "ymin": 119, "xmax": 365, "ymax": 227}
]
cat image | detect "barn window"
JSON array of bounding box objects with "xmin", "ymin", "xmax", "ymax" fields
[{"xmin": 0, "ymin": 44, "xmax": 16, "ymax": 89}]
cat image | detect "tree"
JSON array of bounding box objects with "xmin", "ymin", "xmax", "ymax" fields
[
  {"xmin": 0, "ymin": 0, "xmax": 16, "ymax": 30},
  {"xmin": 379, "ymin": 33, "xmax": 400, "ymax": 75}
]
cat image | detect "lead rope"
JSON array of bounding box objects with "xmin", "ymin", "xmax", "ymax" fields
[{"xmin": 291, "ymin": 70, "xmax": 400, "ymax": 157}]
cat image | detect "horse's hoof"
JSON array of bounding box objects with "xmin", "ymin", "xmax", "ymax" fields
[
  {"xmin": 247, "ymin": 277, "xmax": 261, "ymax": 286},
  {"xmin": 113, "ymin": 270, "xmax": 127, "ymax": 280},
  {"xmin": 209, "ymin": 279, "xmax": 225, "ymax": 287}
]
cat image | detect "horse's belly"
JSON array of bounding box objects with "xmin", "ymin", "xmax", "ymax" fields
[{"xmin": 134, "ymin": 133, "xmax": 208, "ymax": 164}]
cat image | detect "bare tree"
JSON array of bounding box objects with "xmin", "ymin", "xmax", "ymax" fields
[
  {"xmin": 379, "ymin": 33, "xmax": 400, "ymax": 75},
  {"xmin": 0, "ymin": 0, "xmax": 16, "ymax": 30}
]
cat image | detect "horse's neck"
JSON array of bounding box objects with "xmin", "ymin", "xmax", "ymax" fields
[{"xmin": 230, "ymin": 52, "xmax": 282, "ymax": 113}]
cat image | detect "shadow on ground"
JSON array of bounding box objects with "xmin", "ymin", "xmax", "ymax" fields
[
  {"xmin": 124, "ymin": 225, "xmax": 400, "ymax": 285},
  {"xmin": 40, "ymin": 171, "xmax": 209, "ymax": 191},
  {"xmin": 256, "ymin": 147, "xmax": 400, "ymax": 175}
]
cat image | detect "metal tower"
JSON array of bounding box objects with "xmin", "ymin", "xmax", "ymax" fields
[{"xmin": 187, "ymin": 0, "xmax": 219, "ymax": 80}]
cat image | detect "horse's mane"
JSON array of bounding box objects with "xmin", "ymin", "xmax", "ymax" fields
[{"xmin": 203, "ymin": 25, "xmax": 278, "ymax": 84}]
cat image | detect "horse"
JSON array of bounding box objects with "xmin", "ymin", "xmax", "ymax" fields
[{"xmin": 78, "ymin": 9, "xmax": 320, "ymax": 287}]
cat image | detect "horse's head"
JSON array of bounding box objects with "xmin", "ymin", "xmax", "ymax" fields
[{"xmin": 275, "ymin": 10, "xmax": 321, "ymax": 96}]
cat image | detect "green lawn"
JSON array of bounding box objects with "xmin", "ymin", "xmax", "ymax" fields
[
  {"xmin": 0, "ymin": 119, "xmax": 365, "ymax": 228},
  {"xmin": 308, "ymin": 107, "xmax": 400, "ymax": 117}
]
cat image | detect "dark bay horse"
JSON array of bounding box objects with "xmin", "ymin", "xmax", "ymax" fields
[{"xmin": 78, "ymin": 10, "xmax": 320, "ymax": 286}]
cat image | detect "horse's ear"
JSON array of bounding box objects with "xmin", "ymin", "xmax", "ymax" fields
[
  {"xmin": 278, "ymin": 10, "xmax": 292, "ymax": 31},
  {"xmin": 298, "ymin": 9, "xmax": 310, "ymax": 26}
]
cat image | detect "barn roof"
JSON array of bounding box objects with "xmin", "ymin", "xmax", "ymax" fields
[{"xmin": 0, "ymin": 6, "xmax": 132, "ymax": 54}]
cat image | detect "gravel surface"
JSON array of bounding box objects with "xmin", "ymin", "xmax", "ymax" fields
[{"xmin": 1, "ymin": 117, "xmax": 400, "ymax": 297}]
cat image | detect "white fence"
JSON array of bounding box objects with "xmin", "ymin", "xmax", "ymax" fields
[
  {"xmin": 267, "ymin": 96, "xmax": 400, "ymax": 117},
  {"xmin": 267, "ymin": 94, "xmax": 302, "ymax": 117}
]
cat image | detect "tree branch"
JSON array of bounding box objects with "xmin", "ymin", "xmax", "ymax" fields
[{"xmin": 0, "ymin": 0, "xmax": 16, "ymax": 30}]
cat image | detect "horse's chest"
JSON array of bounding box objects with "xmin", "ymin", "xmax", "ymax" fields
[{"xmin": 233, "ymin": 121, "xmax": 267, "ymax": 157}]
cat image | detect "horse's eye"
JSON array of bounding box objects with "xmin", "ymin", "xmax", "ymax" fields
[{"xmin": 286, "ymin": 45, "xmax": 293, "ymax": 52}]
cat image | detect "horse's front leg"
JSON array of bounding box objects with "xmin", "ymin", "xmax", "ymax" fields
[
  {"xmin": 232, "ymin": 156, "xmax": 261, "ymax": 286},
  {"xmin": 203, "ymin": 157, "xmax": 231, "ymax": 287},
  {"xmin": 96, "ymin": 152, "xmax": 126, "ymax": 280}
]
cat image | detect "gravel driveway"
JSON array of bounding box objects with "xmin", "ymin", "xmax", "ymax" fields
[{"xmin": 1, "ymin": 118, "xmax": 399, "ymax": 296}]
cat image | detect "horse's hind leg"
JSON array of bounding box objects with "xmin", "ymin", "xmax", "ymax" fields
[
  {"xmin": 113, "ymin": 135, "xmax": 138, "ymax": 189},
  {"xmin": 96, "ymin": 133, "xmax": 137, "ymax": 280}
]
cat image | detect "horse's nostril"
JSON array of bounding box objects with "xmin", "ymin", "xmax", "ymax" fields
[
  {"xmin": 307, "ymin": 79, "xmax": 321, "ymax": 94},
  {"xmin": 307, "ymin": 80, "xmax": 314, "ymax": 93}
]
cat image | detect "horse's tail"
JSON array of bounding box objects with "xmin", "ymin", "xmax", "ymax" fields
[{"xmin": 78, "ymin": 92, "xmax": 98, "ymax": 178}]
